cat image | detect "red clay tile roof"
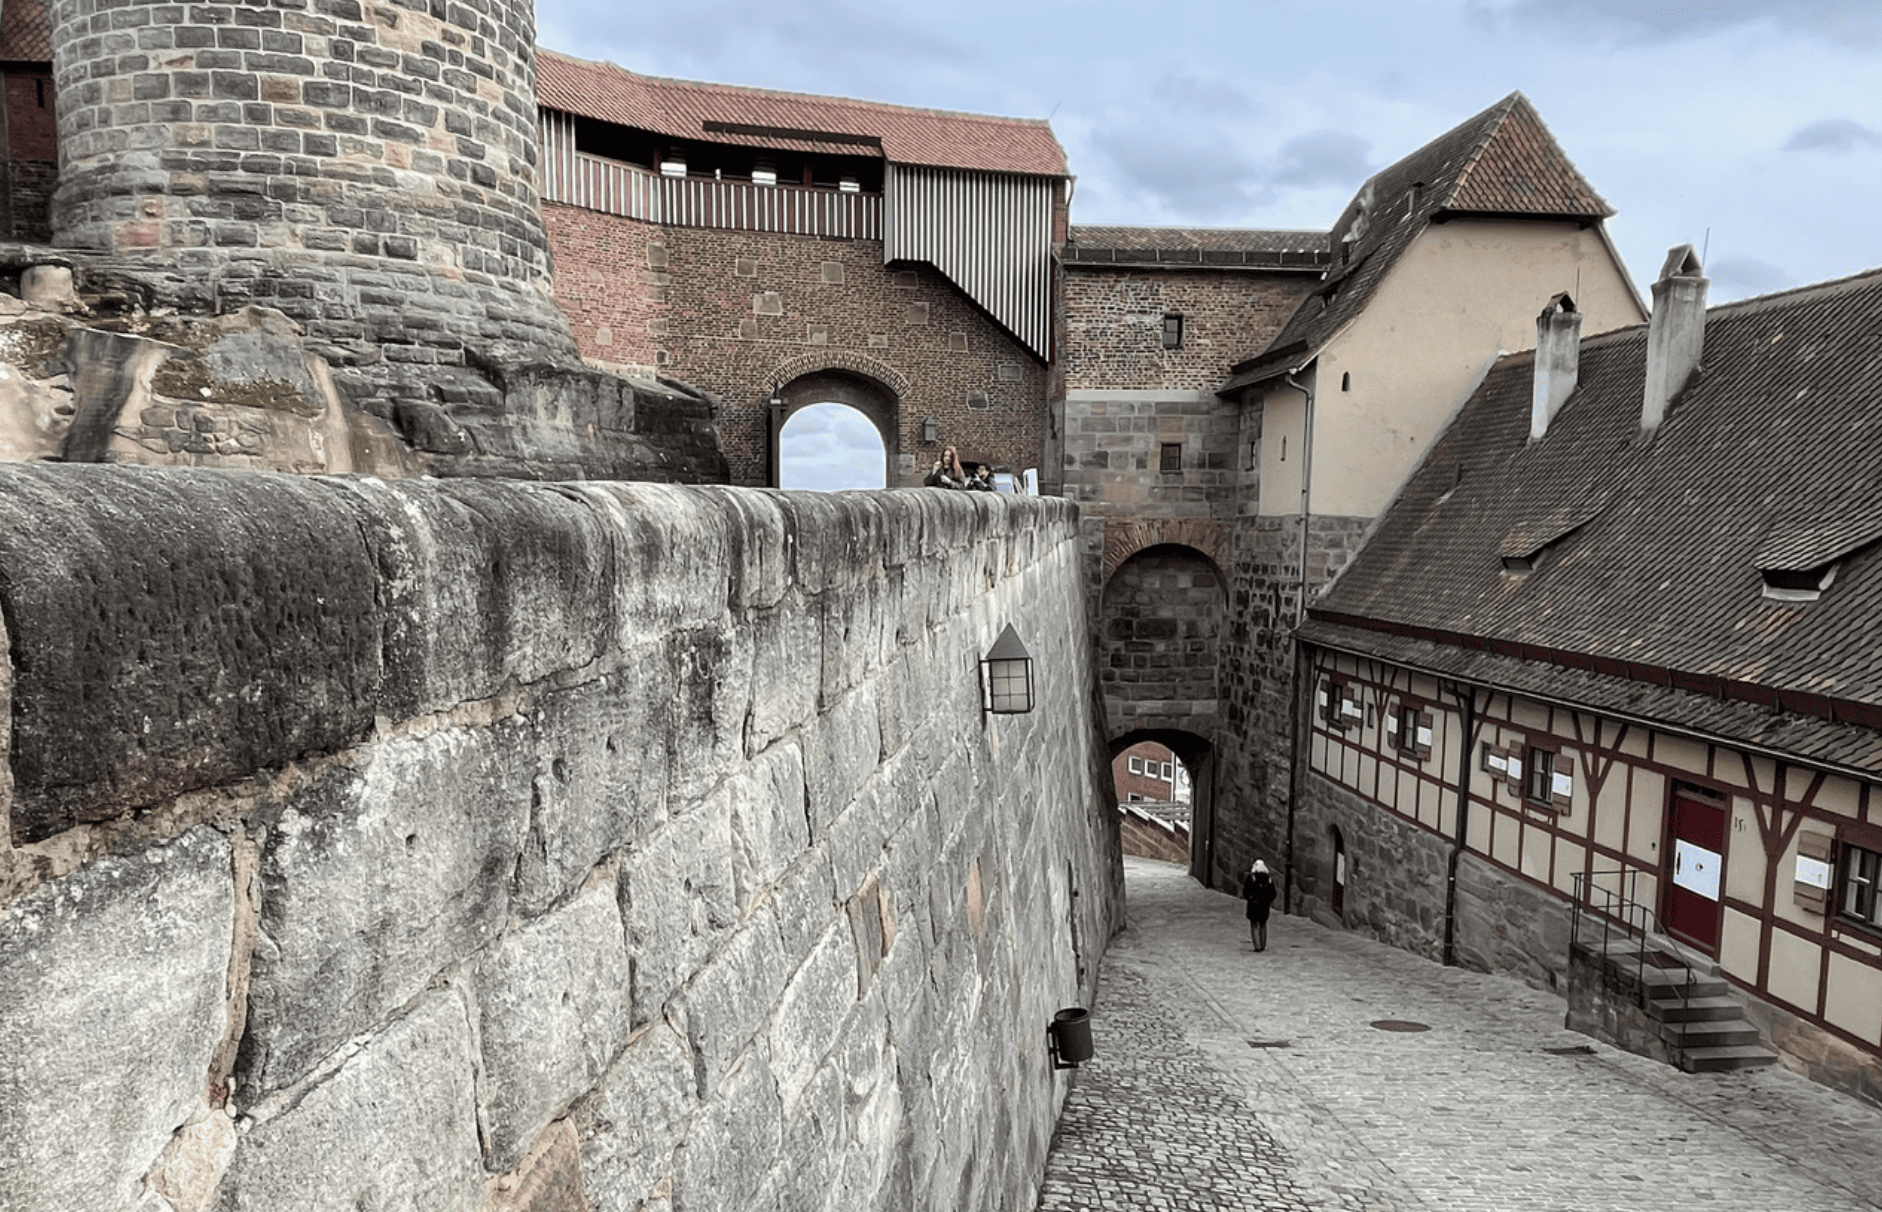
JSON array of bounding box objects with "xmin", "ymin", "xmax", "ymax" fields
[
  {"xmin": 0, "ymin": 0, "xmax": 52, "ymax": 62},
  {"xmin": 537, "ymin": 50, "xmax": 1068, "ymax": 177},
  {"xmin": 1308, "ymin": 264, "xmax": 1882, "ymax": 761},
  {"xmin": 1220, "ymin": 93, "xmax": 1612, "ymax": 394}
]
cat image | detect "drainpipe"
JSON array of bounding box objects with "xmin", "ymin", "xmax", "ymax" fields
[
  {"xmin": 1441, "ymin": 682, "xmax": 1480, "ymax": 968},
  {"xmin": 1279, "ymin": 371, "xmax": 1315, "ymax": 913},
  {"xmin": 1284, "ymin": 373, "xmax": 1316, "ymax": 625}
]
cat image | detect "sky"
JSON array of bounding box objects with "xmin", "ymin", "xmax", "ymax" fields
[{"xmin": 534, "ymin": 0, "xmax": 1882, "ymax": 486}]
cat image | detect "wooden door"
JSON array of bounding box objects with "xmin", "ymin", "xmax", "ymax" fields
[{"xmin": 1665, "ymin": 791, "xmax": 1726, "ymax": 952}]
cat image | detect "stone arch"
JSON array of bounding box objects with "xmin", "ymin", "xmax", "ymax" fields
[
  {"xmin": 764, "ymin": 351, "xmax": 912, "ymax": 399},
  {"xmin": 765, "ymin": 363, "xmax": 901, "ymax": 488},
  {"xmin": 1102, "ymin": 517, "xmax": 1228, "ymax": 585},
  {"xmin": 1108, "ymin": 726, "xmax": 1218, "ymax": 886}
]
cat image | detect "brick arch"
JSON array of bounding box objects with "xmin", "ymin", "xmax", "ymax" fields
[
  {"xmin": 764, "ymin": 351, "xmax": 912, "ymax": 399},
  {"xmin": 1102, "ymin": 518, "xmax": 1228, "ymax": 584}
]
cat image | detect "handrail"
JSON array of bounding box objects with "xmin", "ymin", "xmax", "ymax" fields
[{"xmin": 1570, "ymin": 868, "xmax": 1701, "ymax": 1063}]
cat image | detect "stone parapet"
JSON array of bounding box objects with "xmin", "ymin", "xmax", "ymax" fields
[{"xmin": 0, "ymin": 469, "xmax": 1123, "ymax": 1212}]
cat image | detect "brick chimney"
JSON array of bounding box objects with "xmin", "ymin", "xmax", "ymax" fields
[
  {"xmin": 1642, "ymin": 245, "xmax": 1708, "ymax": 434},
  {"xmin": 1530, "ymin": 293, "xmax": 1582, "ymax": 441}
]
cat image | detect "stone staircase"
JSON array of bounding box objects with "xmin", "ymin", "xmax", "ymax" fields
[{"xmin": 1596, "ymin": 939, "xmax": 1779, "ymax": 1073}]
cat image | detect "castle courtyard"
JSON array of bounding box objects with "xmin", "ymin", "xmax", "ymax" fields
[{"xmin": 1040, "ymin": 857, "xmax": 1882, "ymax": 1212}]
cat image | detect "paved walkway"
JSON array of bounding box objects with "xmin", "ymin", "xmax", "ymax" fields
[{"xmin": 1038, "ymin": 857, "xmax": 1882, "ymax": 1212}]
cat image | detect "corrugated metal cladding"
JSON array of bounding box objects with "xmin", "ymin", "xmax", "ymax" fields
[
  {"xmin": 537, "ymin": 110, "xmax": 882, "ymax": 239},
  {"xmin": 885, "ymin": 165, "xmax": 1055, "ymax": 361}
]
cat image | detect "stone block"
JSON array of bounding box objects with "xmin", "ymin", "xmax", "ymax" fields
[
  {"xmin": 574, "ymin": 1022, "xmax": 695, "ymax": 1212},
  {"xmin": 212, "ymin": 991, "xmax": 483, "ymax": 1211},
  {"xmin": 805, "ymin": 687, "xmax": 882, "ymax": 839},
  {"xmin": 671, "ymin": 1047, "xmax": 782, "ymax": 1212},
  {"xmin": 239, "ymin": 721, "xmax": 530, "ymax": 1095},
  {"xmin": 475, "ymin": 881, "xmax": 631, "ymax": 1173},
  {"xmin": 0, "ymin": 827, "xmax": 233, "ymax": 1212},
  {"xmin": 486, "ymin": 1120, "xmax": 592, "ymax": 1212},
  {"xmin": 620, "ymin": 801, "xmax": 738, "ymax": 1017},
  {"xmin": 669, "ymin": 905, "xmax": 788, "ymax": 1095},
  {"xmin": 0, "ymin": 466, "xmax": 383, "ymax": 841},
  {"xmin": 726, "ymin": 741, "xmax": 809, "ymax": 912},
  {"xmin": 767, "ymin": 919, "xmax": 859, "ymax": 1112}
]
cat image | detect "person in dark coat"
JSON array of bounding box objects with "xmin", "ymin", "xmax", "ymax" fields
[{"xmin": 1241, "ymin": 860, "xmax": 1277, "ymax": 951}]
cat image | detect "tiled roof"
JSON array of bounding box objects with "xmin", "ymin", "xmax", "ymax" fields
[
  {"xmin": 1220, "ymin": 93, "xmax": 1611, "ymax": 394},
  {"xmin": 536, "ymin": 50, "xmax": 1068, "ymax": 177},
  {"xmin": 1065, "ymin": 226, "xmax": 1330, "ymax": 271},
  {"xmin": 1310, "ymin": 265, "xmax": 1882, "ymax": 742},
  {"xmin": 0, "ymin": 0, "xmax": 52, "ymax": 62}
]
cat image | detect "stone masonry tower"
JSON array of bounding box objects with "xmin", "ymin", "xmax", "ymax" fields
[{"xmin": 46, "ymin": 0, "xmax": 576, "ymax": 362}]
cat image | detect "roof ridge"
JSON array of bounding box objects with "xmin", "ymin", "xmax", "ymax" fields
[
  {"xmin": 1701, "ymin": 262, "xmax": 1882, "ymax": 317},
  {"xmin": 1071, "ymin": 223, "xmax": 1328, "ymax": 237},
  {"xmin": 1437, "ymin": 91, "xmax": 1525, "ymax": 210},
  {"xmin": 538, "ymin": 48, "xmax": 1055, "ymax": 130}
]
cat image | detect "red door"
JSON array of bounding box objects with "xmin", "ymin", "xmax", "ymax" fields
[{"xmin": 1665, "ymin": 792, "xmax": 1726, "ymax": 952}]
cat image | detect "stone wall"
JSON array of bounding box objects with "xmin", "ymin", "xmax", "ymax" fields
[
  {"xmin": 48, "ymin": 0, "xmax": 575, "ymax": 357},
  {"xmin": 1097, "ymin": 543, "xmax": 1222, "ymax": 740},
  {"xmin": 540, "ymin": 206, "xmax": 1050, "ymax": 487},
  {"xmin": 0, "ymin": 466, "xmax": 1123, "ymax": 1212},
  {"xmin": 1060, "ymin": 265, "xmax": 1313, "ymax": 393},
  {"xmin": 1208, "ymin": 513, "xmax": 1369, "ymax": 888}
]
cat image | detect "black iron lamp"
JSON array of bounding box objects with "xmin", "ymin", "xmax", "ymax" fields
[
  {"xmin": 980, "ymin": 624, "xmax": 1034, "ymax": 715},
  {"xmin": 1048, "ymin": 1007, "xmax": 1093, "ymax": 1070},
  {"xmin": 922, "ymin": 416, "xmax": 939, "ymax": 444}
]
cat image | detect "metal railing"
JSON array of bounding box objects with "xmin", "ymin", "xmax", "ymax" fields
[{"xmin": 1570, "ymin": 868, "xmax": 1701, "ymax": 1056}]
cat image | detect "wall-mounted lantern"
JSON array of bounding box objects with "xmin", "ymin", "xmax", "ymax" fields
[
  {"xmin": 1048, "ymin": 1007, "xmax": 1093, "ymax": 1070},
  {"xmin": 921, "ymin": 416, "xmax": 939, "ymax": 444},
  {"xmin": 980, "ymin": 624, "xmax": 1034, "ymax": 715}
]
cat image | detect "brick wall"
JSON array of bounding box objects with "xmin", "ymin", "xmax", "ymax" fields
[
  {"xmin": 542, "ymin": 206, "xmax": 1050, "ymax": 487},
  {"xmin": 4, "ymin": 70, "xmax": 56, "ymax": 160},
  {"xmin": 1114, "ymin": 740, "xmax": 1179, "ymax": 801}
]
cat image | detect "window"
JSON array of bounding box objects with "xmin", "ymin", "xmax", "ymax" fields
[
  {"xmin": 1160, "ymin": 761, "xmax": 1173, "ymax": 780},
  {"xmin": 1160, "ymin": 443, "xmax": 1182, "ymax": 473},
  {"xmin": 1127, "ymin": 756, "xmax": 1142, "ymax": 775},
  {"xmin": 1840, "ymin": 843, "xmax": 1882, "ymax": 929},
  {"xmin": 1526, "ymin": 748, "xmax": 1555, "ymax": 804},
  {"xmin": 1127, "ymin": 792, "xmax": 1144, "ymax": 802},
  {"xmin": 1161, "ymin": 314, "xmax": 1184, "ymax": 349},
  {"xmin": 1320, "ymin": 679, "xmax": 1361, "ymax": 730}
]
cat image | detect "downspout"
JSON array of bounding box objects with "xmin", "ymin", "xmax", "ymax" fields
[
  {"xmin": 1441, "ymin": 682, "xmax": 1480, "ymax": 968},
  {"xmin": 1279, "ymin": 371, "xmax": 1314, "ymax": 912}
]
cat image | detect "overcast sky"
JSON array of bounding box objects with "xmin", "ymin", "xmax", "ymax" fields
[{"xmin": 535, "ymin": 0, "xmax": 1882, "ymax": 486}]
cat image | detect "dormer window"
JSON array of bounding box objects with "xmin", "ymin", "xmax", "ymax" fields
[{"xmin": 1761, "ymin": 564, "xmax": 1837, "ymax": 602}]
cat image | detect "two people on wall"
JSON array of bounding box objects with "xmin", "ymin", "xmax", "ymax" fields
[
  {"xmin": 1242, "ymin": 860, "xmax": 1277, "ymax": 952},
  {"xmin": 924, "ymin": 444, "xmax": 1000, "ymax": 492}
]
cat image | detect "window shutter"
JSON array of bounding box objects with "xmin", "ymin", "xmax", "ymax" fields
[
  {"xmin": 1416, "ymin": 710, "xmax": 1434, "ymax": 760},
  {"xmin": 1794, "ymin": 831, "xmax": 1835, "ymax": 914},
  {"xmin": 1384, "ymin": 701, "xmax": 1401, "ymax": 741},
  {"xmin": 1484, "ymin": 743, "xmax": 1508, "ymax": 775},
  {"xmin": 1550, "ymin": 752, "xmax": 1575, "ymax": 812},
  {"xmin": 1505, "ymin": 746, "xmax": 1524, "ymax": 795}
]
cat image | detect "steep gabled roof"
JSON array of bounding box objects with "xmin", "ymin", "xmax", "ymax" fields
[
  {"xmin": 536, "ymin": 50, "xmax": 1069, "ymax": 178},
  {"xmin": 1065, "ymin": 225, "xmax": 1331, "ymax": 271},
  {"xmin": 1220, "ymin": 93, "xmax": 1612, "ymax": 395},
  {"xmin": 1305, "ymin": 265, "xmax": 1882, "ymax": 761}
]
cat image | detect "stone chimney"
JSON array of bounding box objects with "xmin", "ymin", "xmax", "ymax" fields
[
  {"xmin": 1530, "ymin": 293, "xmax": 1582, "ymax": 441},
  {"xmin": 1642, "ymin": 245, "xmax": 1709, "ymax": 434}
]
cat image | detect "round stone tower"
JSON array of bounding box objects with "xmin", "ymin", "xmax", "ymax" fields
[{"xmin": 47, "ymin": 0, "xmax": 576, "ymax": 361}]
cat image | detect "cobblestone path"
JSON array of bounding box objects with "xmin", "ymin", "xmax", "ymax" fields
[{"xmin": 1036, "ymin": 857, "xmax": 1882, "ymax": 1212}]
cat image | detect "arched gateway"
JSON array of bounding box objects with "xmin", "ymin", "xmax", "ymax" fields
[{"xmin": 764, "ymin": 359, "xmax": 907, "ymax": 489}]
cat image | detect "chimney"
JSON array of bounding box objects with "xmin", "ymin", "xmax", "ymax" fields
[
  {"xmin": 1642, "ymin": 244, "xmax": 1708, "ymax": 434},
  {"xmin": 1530, "ymin": 292, "xmax": 1581, "ymax": 441}
]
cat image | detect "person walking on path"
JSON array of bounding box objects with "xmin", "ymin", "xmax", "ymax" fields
[{"xmin": 1242, "ymin": 860, "xmax": 1277, "ymax": 951}]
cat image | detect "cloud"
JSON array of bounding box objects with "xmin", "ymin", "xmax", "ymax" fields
[
  {"xmin": 1152, "ymin": 73, "xmax": 1257, "ymax": 119},
  {"xmin": 543, "ymin": 0, "xmax": 971, "ymax": 88},
  {"xmin": 1092, "ymin": 126, "xmax": 1371, "ymax": 220},
  {"xmin": 1707, "ymin": 255, "xmax": 1793, "ymax": 297},
  {"xmin": 1464, "ymin": 0, "xmax": 1882, "ymax": 46},
  {"xmin": 1270, "ymin": 130, "xmax": 1373, "ymax": 188},
  {"xmin": 1782, "ymin": 118, "xmax": 1882, "ymax": 153},
  {"xmin": 780, "ymin": 404, "xmax": 886, "ymax": 491}
]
